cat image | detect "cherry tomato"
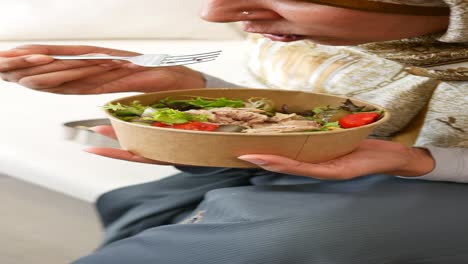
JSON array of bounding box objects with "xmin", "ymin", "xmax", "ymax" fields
[{"xmin": 339, "ymin": 112, "xmax": 380, "ymax": 128}]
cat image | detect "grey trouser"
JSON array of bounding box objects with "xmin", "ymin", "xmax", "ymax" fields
[{"xmin": 74, "ymin": 167, "xmax": 468, "ymax": 264}]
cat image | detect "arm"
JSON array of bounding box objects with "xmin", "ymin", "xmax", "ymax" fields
[
  {"xmin": 439, "ymin": 0, "xmax": 468, "ymax": 43},
  {"xmin": 0, "ymin": 45, "xmax": 206, "ymax": 94},
  {"xmin": 238, "ymin": 140, "xmax": 468, "ymax": 183},
  {"xmin": 202, "ymin": 73, "xmax": 242, "ymax": 88},
  {"xmin": 89, "ymin": 74, "xmax": 467, "ymax": 183},
  {"xmin": 404, "ymin": 146, "xmax": 468, "ymax": 183}
]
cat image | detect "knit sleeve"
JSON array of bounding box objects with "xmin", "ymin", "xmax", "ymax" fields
[
  {"xmin": 202, "ymin": 73, "xmax": 242, "ymax": 88},
  {"xmin": 438, "ymin": 0, "xmax": 468, "ymax": 42},
  {"xmin": 402, "ymin": 146, "xmax": 468, "ymax": 183}
]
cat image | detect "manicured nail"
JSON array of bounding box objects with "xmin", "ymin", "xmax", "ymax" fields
[
  {"xmin": 83, "ymin": 148, "xmax": 99, "ymax": 154},
  {"xmin": 238, "ymin": 156, "xmax": 269, "ymax": 165},
  {"xmin": 83, "ymin": 148, "xmax": 92, "ymax": 153},
  {"xmin": 25, "ymin": 55, "xmax": 52, "ymax": 63}
]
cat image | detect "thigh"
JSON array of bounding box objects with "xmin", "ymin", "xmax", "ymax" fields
[
  {"xmin": 76, "ymin": 176, "xmax": 468, "ymax": 264},
  {"xmin": 191, "ymin": 175, "xmax": 468, "ymax": 263},
  {"xmin": 96, "ymin": 168, "xmax": 257, "ymax": 245}
]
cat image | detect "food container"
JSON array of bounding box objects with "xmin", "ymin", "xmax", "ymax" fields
[
  {"xmin": 105, "ymin": 88, "xmax": 390, "ymax": 168},
  {"xmin": 63, "ymin": 118, "xmax": 120, "ymax": 148}
]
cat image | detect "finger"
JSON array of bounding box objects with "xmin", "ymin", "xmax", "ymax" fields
[
  {"xmin": 238, "ymin": 154, "xmax": 350, "ymax": 180},
  {"xmin": 84, "ymin": 147, "xmax": 172, "ymax": 165},
  {"xmin": 0, "ymin": 55, "xmax": 54, "ymax": 72},
  {"xmin": 89, "ymin": 126, "xmax": 118, "ymax": 140},
  {"xmin": 11, "ymin": 44, "xmax": 139, "ymax": 56},
  {"xmin": 39, "ymin": 66, "xmax": 154, "ymax": 94},
  {"xmin": 1, "ymin": 59, "xmax": 123, "ymax": 82},
  {"xmin": 69, "ymin": 64, "xmax": 146, "ymax": 89},
  {"xmin": 86, "ymin": 67, "xmax": 182, "ymax": 93},
  {"xmin": 85, "ymin": 67, "xmax": 164, "ymax": 93},
  {"xmin": 0, "ymin": 48, "xmax": 32, "ymax": 57},
  {"xmin": 18, "ymin": 64, "xmax": 122, "ymax": 90},
  {"xmin": 35, "ymin": 65, "xmax": 180, "ymax": 95},
  {"xmin": 33, "ymin": 64, "xmax": 140, "ymax": 94}
]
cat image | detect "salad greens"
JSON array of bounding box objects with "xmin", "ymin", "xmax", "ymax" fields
[
  {"xmin": 105, "ymin": 96, "xmax": 383, "ymax": 133},
  {"xmin": 341, "ymin": 99, "xmax": 370, "ymax": 112},
  {"xmin": 320, "ymin": 121, "xmax": 341, "ymax": 131},
  {"xmin": 104, "ymin": 101, "xmax": 146, "ymax": 117},
  {"xmin": 245, "ymin": 97, "xmax": 275, "ymax": 114},
  {"xmin": 151, "ymin": 97, "xmax": 245, "ymax": 111},
  {"xmin": 144, "ymin": 108, "xmax": 208, "ymax": 124}
]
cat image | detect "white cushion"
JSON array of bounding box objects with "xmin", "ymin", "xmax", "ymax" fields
[{"xmin": 0, "ymin": 0, "xmax": 244, "ymax": 40}]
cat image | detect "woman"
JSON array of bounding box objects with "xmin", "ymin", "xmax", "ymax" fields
[{"xmin": 1, "ymin": 0, "xmax": 467, "ymax": 263}]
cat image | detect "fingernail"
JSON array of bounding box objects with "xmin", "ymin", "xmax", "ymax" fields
[
  {"xmin": 238, "ymin": 156, "xmax": 269, "ymax": 165},
  {"xmin": 83, "ymin": 148, "xmax": 92, "ymax": 153},
  {"xmin": 83, "ymin": 147, "xmax": 98, "ymax": 154},
  {"xmin": 25, "ymin": 55, "xmax": 52, "ymax": 63},
  {"xmin": 87, "ymin": 127, "xmax": 98, "ymax": 132}
]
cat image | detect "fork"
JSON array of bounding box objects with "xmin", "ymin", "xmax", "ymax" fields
[{"xmin": 51, "ymin": 50, "xmax": 222, "ymax": 67}]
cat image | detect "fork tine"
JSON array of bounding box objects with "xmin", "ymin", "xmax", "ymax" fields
[
  {"xmin": 164, "ymin": 50, "xmax": 222, "ymax": 60},
  {"xmin": 168, "ymin": 57, "xmax": 217, "ymax": 64},
  {"xmin": 164, "ymin": 53, "xmax": 220, "ymax": 61},
  {"xmin": 162, "ymin": 54, "xmax": 220, "ymax": 64},
  {"xmin": 166, "ymin": 50, "xmax": 221, "ymax": 59},
  {"xmin": 161, "ymin": 58, "xmax": 217, "ymax": 67}
]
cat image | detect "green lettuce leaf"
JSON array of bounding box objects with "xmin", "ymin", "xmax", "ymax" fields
[
  {"xmin": 320, "ymin": 121, "xmax": 341, "ymax": 131},
  {"xmin": 144, "ymin": 108, "xmax": 208, "ymax": 124},
  {"xmin": 104, "ymin": 101, "xmax": 147, "ymax": 117},
  {"xmin": 152, "ymin": 97, "xmax": 245, "ymax": 110}
]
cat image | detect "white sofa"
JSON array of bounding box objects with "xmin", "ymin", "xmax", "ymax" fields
[{"xmin": 0, "ymin": 1, "xmax": 264, "ymax": 202}]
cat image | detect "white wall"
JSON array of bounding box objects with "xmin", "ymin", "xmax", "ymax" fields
[{"xmin": 0, "ymin": 0, "xmax": 244, "ymax": 40}]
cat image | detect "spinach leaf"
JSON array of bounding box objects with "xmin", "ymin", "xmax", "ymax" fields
[{"xmin": 340, "ymin": 99, "xmax": 367, "ymax": 112}]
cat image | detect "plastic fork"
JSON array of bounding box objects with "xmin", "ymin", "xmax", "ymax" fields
[{"xmin": 51, "ymin": 50, "xmax": 222, "ymax": 67}]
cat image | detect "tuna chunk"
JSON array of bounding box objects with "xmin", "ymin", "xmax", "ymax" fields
[
  {"xmin": 268, "ymin": 113, "xmax": 298, "ymax": 123},
  {"xmin": 244, "ymin": 120, "xmax": 322, "ymax": 133},
  {"xmin": 186, "ymin": 107, "xmax": 269, "ymax": 127}
]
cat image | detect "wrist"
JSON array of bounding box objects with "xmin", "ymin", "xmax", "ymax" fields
[
  {"xmin": 395, "ymin": 147, "xmax": 436, "ymax": 177},
  {"xmin": 174, "ymin": 67, "xmax": 206, "ymax": 90}
]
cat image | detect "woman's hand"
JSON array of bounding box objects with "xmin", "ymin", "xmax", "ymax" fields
[
  {"xmin": 0, "ymin": 45, "xmax": 205, "ymax": 94},
  {"xmin": 239, "ymin": 139, "xmax": 436, "ymax": 180}
]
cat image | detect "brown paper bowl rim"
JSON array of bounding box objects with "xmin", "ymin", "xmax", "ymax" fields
[{"xmin": 104, "ymin": 88, "xmax": 391, "ymax": 137}]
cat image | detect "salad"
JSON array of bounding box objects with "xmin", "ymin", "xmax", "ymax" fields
[{"xmin": 104, "ymin": 96, "xmax": 383, "ymax": 133}]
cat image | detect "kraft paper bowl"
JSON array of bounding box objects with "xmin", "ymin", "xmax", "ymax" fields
[{"xmin": 104, "ymin": 88, "xmax": 390, "ymax": 168}]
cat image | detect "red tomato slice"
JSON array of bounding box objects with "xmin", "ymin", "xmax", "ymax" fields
[
  {"xmin": 339, "ymin": 113, "xmax": 380, "ymax": 128},
  {"xmin": 152, "ymin": 121, "xmax": 218, "ymax": 131},
  {"xmin": 152, "ymin": 122, "xmax": 172, "ymax": 128},
  {"xmin": 174, "ymin": 122, "xmax": 219, "ymax": 131}
]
